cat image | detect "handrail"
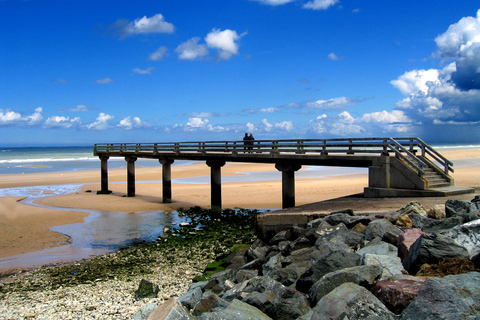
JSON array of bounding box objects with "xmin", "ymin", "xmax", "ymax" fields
[{"xmin": 93, "ymin": 137, "xmax": 453, "ymax": 176}]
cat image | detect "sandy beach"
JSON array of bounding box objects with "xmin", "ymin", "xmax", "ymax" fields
[{"xmin": 0, "ymin": 149, "xmax": 478, "ymax": 265}]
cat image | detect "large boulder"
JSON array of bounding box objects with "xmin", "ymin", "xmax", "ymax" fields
[
  {"xmin": 372, "ymin": 275, "xmax": 425, "ymax": 314},
  {"xmin": 399, "ymin": 272, "xmax": 480, "ymax": 319},
  {"xmin": 246, "ymin": 239, "xmax": 269, "ymax": 262},
  {"xmin": 262, "ymin": 247, "xmax": 317, "ymax": 286},
  {"xmin": 224, "ymin": 276, "xmax": 311, "ymax": 320},
  {"xmin": 365, "ymin": 219, "xmax": 404, "ymax": 241},
  {"xmin": 427, "ymin": 204, "xmax": 446, "ymax": 219},
  {"xmin": 437, "ymin": 218, "xmax": 480, "ymax": 258},
  {"xmin": 323, "ymin": 213, "xmax": 371, "ymax": 228},
  {"xmin": 309, "ymin": 265, "xmax": 383, "ymax": 305},
  {"xmin": 198, "ymin": 299, "xmax": 272, "ymax": 320},
  {"xmin": 146, "ymin": 298, "xmax": 191, "ymax": 320},
  {"xmin": 135, "ymin": 279, "xmax": 160, "ymax": 300},
  {"xmin": 307, "ymin": 283, "xmax": 397, "ymax": 320},
  {"xmin": 357, "ymin": 242, "xmax": 405, "ymax": 279},
  {"xmin": 403, "ymin": 232, "xmax": 470, "ymax": 275},
  {"xmin": 397, "ymin": 201, "xmax": 428, "ymax": 216},
  {"xmin": 397, "ymin": 228, "xmax": 424, "ymax": 262},
  {"xmin": 295, "ymin": 250, "xmax": 361, "ymax": 294}
]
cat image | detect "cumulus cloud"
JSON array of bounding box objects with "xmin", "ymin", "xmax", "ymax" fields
[
  {"xmin": 133, "ymin": 67, "xmax": 155, "ymax": 74},
  {"xmin": 303, "ymin": 0, "xmax": 340, "ymax": 10},
  {"xmin": 183, "ymin": 117, "xmax": 226, "ymax": 132},
  {"xmin": 178, "ymin": 112, "xmax": 230, "ymax": 118},
  {"xmin": 109, "ymin": 14, "xmax": 175, "ymax": 39},
  {"xmin": 0, "ymin": 108, "xmax": 43, "ymax": 126},
  {"xmin": 149, "ymin": 46, "xmax": 168, "ymax": 61},
  {"xmin": 175, "ymin": 37, "xmax": 209, "ymax": 60},
  {"xmin": 309, "ymin": 110, "xmax": 414, "ymax": 136},
  {"xmin": 205, "ymin": 29, "xmax": 244, "ymax": 60},
  {"xmin": 117, "ymin": 116, "xmax": 143, "ymax": 130},
  {"xmin": 44, "ymin": 116, "xmax": 81, "ymax": 129},
  {"xmin": 390, "ymin": 9, "xmax": 480, "ymax": 134},
  {"xmin": 86, "ymin": 113, "xmax": 114, "ymax": 130},
  {"xmin": 176, "ymin": 29, "xmax": 245, "ymax": 61}
]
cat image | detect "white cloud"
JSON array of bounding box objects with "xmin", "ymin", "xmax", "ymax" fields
[
  {"xmin": 176, "ymin": 29, "xmax": 245, "ymax": 61},
  {"xmin": 274, "ymin": 120, "xmax": 294, "ymax": 131},
  {"xmin": 303, "ymin": 97, "xmax": 360, "ymax": 110},
  {"xmin": 205, "ymin": 29, "xmax": 244, "ymax": 60},
  {"xmin": 95, "ymin": 78, "xmax": 114, "ymax": 84},
  {"xmin": 390, "ymin": 69, "xmax": 440, "ymax": 95},
  {"xmin": 246, "ymin": 122, "xmax": 255, "ymax": 131},
  {"xmin": 243, "ymin": 106, "xmax": 280, "ymax": 114},
  {"xmin": 71, "ymin": 105, "xmax": 91, "ymax": 112},
  {"xmin": 251, "ymin": 0, "xmax": 294, "ymax": 5},
  {"xmin": 86, "ymin": 113, "xmax": 114, "ymax": 130},
  {"xmin": 117, "ymin": 116, "xmax": 143, "ymax": 130},
  {"xmin": 0, "ymin": 110, "xmax": 22, "ymax": 124},
  {"xmin": 175, "ymin": 37, "xmax": 209, "ymax": 60},
  {"xmin": 328, "ymin": 52, "xmax": 340, "ymax": 61},
  {"xmin": 133, "ymin": 67, "xmax": 155, "ymax": 74},
  {"xmin": 184, "ymin": 117, "xmax": 226, "ymax": 132},
  {"xmin": 303, "ymin": 0, "xmax": 339, "ymax": 10},
  {"xmin": 0, "ymin": 108, "xmax": 43, "ymax": 126},
  {"xmin": 109, "ymin": 14, "xmax": 175, "ymax": 39},
  {"xmin": 44, "ymin": 116, "xmax": 81, "ymax": 129},
  {"xmin": 149, "ymin": 46, "xmax": 168, "ymax": 61}
]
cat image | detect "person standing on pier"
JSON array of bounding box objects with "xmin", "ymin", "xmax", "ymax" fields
[
  {"xmin": 248, "ymin": 133, "xmax": 255, "ymax": 153},
  {"xmin": 243, "ymin": 133, "xmax": 249, "ymax": 153}
]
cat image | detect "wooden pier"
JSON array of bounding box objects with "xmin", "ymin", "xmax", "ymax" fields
[{"xmin": 93, "ymin": 137, "xmax": 471, "ymax": 211}]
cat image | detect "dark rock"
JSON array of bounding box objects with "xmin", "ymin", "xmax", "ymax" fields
[
  {"xmin": 269, "ymin": 230, "xmax": 288, "ymax": 245},
  {"xmin": 246, "ymin": 239, "xmax": 269, "ymax": 262},
  {"xmin": 198, "ymin": 299, "xmax": 273, "ymax": 320},
  {"xmin": 422, "ymin": 216, "xmax": 464, "ymax": 232},
  {"xmin": 397, "ymin": 229, "xmax": 424, "ymax": 262},
  {"xmin": 407, "ymin": 213, "xmax": 431, "ymax": 229},
  {"xmin": 399, "ymin": 272, "xmax": 480, "ymax": 319},
  {"xmin": 135, "ymin": 279, "xmax": 159, "ymax": 300},
  {"xmin": 262, "ymin": 247, "xmax": 317, "ymax": 286},
  {"xmin": 236, "ymin": 269, "xmax": 258, "ymax": 283},
  {"xmin": 372, "ymin": 276, "xmax": 425, "ymax": 314},
  {"xmin": 193, "ymin": 294, "xmax": 229, "ymax": 316},
  {"xmin": 178, "ymin": 286, "xmax": 203, "ymax": 310},
  {"xmin": 309, "ymin": 265, "xmax": 383, "ymax": 305},
  {"xmin": 317, "ymin": 222, "xmax": 364, "ymax": 249},
  {"xmin": 291, "ymin": 236, "xmax": 313, "ymax": 251},
  {"xmin": 224, "ymin": 247, "xmax": 248, "ymax": 271},
  {"xmin": 264, "ymin": 245, "xmax": 280, "ymax": 262},
  {"xmin": 238, "ymin": 258, "xmax": 263, "ymax": 271},
  {"xmin": 286, "ymin": 226, "xmax": 307, "ymax": 241},
  {"xmin": 323, "ymin": 213, "xmax": 371, "ymax": 228},
  {"xmin": 295, "ymin": 250, "xmax": 361, "ymax": 294},
  {"xmin": 365, "ymin": 219, "xmax": 404, "ymax": 241},
  {"xmin": 308, "ymin": 283, "xmax": 397, "ymax": 320},
  {"xmin": 278, "ymin": 240, "xmax": 292, "ymax": 256},
  {"xmin": 445, "ymin": 199, "xmax": 473, "ymax": 217},
  {"xmin": 383, "ymin": 230, "xmax": 401, "ymax": 245},
  {"xmin": 225, "ymin": 276, "xmax": 311, "ymax": 320},
  {"xmin": 204, "ymin": 269, "xmax": 236, "ymax": 295},
  {"xmin": 403, "ymin": 232, "xmax": 470, "ymax": 275}
]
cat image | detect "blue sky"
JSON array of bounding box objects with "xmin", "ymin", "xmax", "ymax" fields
[{"xmin": 1, "ymin": 0, "xmax": 480, "ymax": 146}]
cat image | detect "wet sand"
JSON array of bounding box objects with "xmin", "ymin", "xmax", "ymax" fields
[{"xmin": 0, "ymin": 149, "xmax": 478, "ymax": 268}]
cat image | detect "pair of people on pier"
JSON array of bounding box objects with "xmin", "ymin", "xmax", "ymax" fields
[{"xmin": 243, "ymin": 133, "xmax": 255, "ymax": 153}]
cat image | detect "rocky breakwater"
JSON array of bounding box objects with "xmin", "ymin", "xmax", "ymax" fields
[{"xmin": 142, "ymin": 196, "xmax": 480, "ymax": 320}]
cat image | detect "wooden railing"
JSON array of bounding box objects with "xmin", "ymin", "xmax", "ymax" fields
[{"xmin": 94, "ymin": 137, "xmax": 454, "ymax": 176}]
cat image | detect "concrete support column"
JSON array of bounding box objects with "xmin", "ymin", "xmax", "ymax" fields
[
  {"xmin": 97, "ymin": 155, "xmax": 112, "ymax": 194},
  {"xmin": 368, "ymin": 155, "xmax": 390, "ymax": 188},
  {"xmin": 206, "ymin": 160, "xmax": 226, "ymax": 213},
  {"xmin": 159, "ymin": 159, "xmax": 174, "ymax": 203},
  {"xmin": 275, "ymin": 163, "xmax": 302, "ymax": 209},
  {"xmin": 125, "ymin": 156, "xmax": 137, "ymax": 197}
]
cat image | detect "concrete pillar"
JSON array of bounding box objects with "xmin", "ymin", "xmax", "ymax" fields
[
  {"xmin": 159, "ymin": 159, "xmax": 174, "ymax": 203},
  {"xmin": 206, "ymin": 160, "xmax": 226, "ymax": 213},
  {"xmin": 97, "ymin": 155, "xmax": 112, "ymax": 194},
  {"xmin": 125, "ymin": 156, "xmax": 137, "ymax": 197},
  {"xmin": 275, "ymin": 163, "xmax": 302, "ymax": 209}
]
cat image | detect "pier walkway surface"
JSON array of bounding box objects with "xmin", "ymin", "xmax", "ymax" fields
[{"xmin": 93, "ymin": 137, "xmax": 473, "ymax": 211}]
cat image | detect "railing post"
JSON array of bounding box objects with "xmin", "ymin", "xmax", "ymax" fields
[
  {"xmin": 322, "ymin": 140, "xmax": 327, "ymax": 155},
  {"xmin": 347, "ymin": 139, "xmax": 354, "ymax": 154},
  {"xmin": 174, "ymin": 143, "xmax": 180, "ymax": 155}
]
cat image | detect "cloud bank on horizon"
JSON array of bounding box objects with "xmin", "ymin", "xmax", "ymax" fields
[{"xmin": 1, "ymin": 1, "xmax": 480, "ymax": 145}]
